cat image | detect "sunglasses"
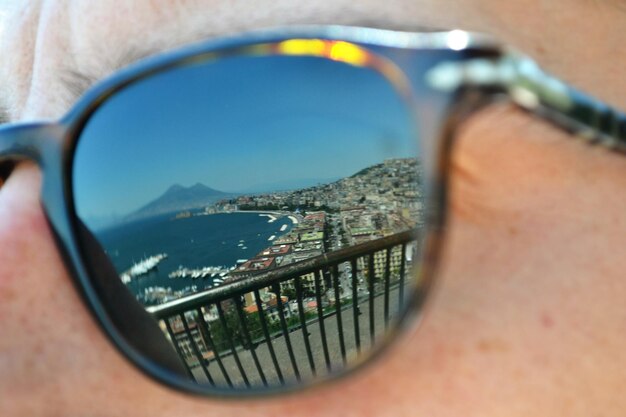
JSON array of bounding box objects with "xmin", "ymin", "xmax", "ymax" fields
[{"xmin": 0, "ymin": 26, "xmax": 624, "ymax": 397}]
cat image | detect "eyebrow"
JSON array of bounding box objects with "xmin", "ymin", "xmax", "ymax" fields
[
  {"xmin": 61, "ymin": 70, "xmax": 99, "ymax": 107},
  {"xmin": 60, "ymin": 45, "xmax": 161, "ymax": 107}
]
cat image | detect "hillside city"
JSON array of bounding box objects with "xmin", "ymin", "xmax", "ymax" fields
[{"xmin": 139, "ymin": 158, "xmax": 422, "ymax": 305}]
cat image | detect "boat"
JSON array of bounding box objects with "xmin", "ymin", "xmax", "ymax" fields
[
  {"xmin": 120, "ymin": 254, "xmax": 168, "ymax": 283},
  {"xmin": 168, "ymin": 265, "xmax": 230, "ymax": 280}
]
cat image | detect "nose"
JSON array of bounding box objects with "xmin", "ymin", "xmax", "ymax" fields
[
  {"xmin": 0, "ymin": 162, "xmax": 48, "ymax": 250},
  {"xmin": 0, "ymin": 162, "xmax": 53, "ymax": 288},
  {"xmin": 0, "ymin": 161, "xmax": 73, "ymax": 390},
  {"xmin": 0, "ymin": 160, "xmax": 149, "ymax": 413}
]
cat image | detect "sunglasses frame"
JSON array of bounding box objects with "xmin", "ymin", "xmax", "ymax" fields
[{"xmin": 0, "ymin": 25, "xmax": 624, "ymax": 397}]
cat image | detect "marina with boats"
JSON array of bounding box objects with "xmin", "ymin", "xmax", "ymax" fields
[{"xmin": 111, "ymin": 210, "xmax": 297, "ymax": 304}]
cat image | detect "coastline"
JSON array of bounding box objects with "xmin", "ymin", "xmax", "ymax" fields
[{"xmin": 199, "ymin": 209, "xmax": 301, "ymax": 225}]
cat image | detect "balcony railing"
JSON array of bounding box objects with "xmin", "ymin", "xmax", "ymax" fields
[{"xmin": 147, "ymin": 229, "xmax": 418, "ymax": 388}]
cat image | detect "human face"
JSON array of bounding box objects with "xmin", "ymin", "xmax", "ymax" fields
[{"xmin": 1, "ymin": 1, "xmax": 626, "ymax": 416}]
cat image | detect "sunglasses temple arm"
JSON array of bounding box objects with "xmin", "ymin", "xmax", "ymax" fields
[
  {"xmin": 508, "ymin": 56, "xmax": 626, "ymax": 152},
  {"xmin": 425, "ymin": 54, "xmax": 626, "ymax": 153}
]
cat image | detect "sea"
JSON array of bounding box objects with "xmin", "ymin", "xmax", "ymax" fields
[{"xmin": 96, "ymin": 211, "xmax": 294, "ymax": 300}]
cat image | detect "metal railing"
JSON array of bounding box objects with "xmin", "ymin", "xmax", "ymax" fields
[{"xmin": 148, "ymin": 229, "xmax": 417, "ymax": 388}]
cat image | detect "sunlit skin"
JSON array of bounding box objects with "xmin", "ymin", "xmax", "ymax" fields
[{"xmin": 1, "ymin": 1, "xmax": 625, "ymax": 416}]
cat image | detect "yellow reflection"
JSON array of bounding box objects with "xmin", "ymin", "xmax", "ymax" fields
[
  {"xmin": 277, "ymin": 39, "xmax": 327, "ymax": 57},
  {"xmin": 277, "ymin": 39, "xmax": 370, "ymax": 68},
  {"xmin": 329, "ymin": 41, "xmax": 368, "ymax": 67},
  {"xmin": 274, "ymin": 39, "xmax": 412, "ymax": 100}
]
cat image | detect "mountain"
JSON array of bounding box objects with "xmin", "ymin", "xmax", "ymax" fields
[{"xmin": 126, "ymin": 183, "xmax": 232, "ymax": 221}]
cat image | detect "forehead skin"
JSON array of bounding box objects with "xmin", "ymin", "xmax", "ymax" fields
[
  {"xmin": 1, "ymin": 0, "xmax": 625, "ymax": 122},
  {"xmin": 0, "ymin": 0, "xmax": 487, "ymax": 121}
]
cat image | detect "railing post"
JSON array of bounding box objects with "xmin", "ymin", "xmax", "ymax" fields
[
  {"xmin": 164, "ymin": 317, "xmax": 196, "ymax": 381},
  {"xmin": 181, "ymin": 313, "xmax": 215, "ymax": 385},
  {"xmin": 398, "ymin": 243, "xmax": 407, "ymax": 310},
  {"xmin": 332, "ymin": 264, "xmax": 347, "ymax": 365},
  {"xmin": 216, "ymin": 302, "xmax": 250, "ymax": 387},
  {"xmin": 253, "ymin": 289, "xmax": 285, "ymax": 385},
  {"xmin": 315, "ymin": 269, "xmax": 331, "ymax": 371},
  {"xmin": 234, "ymin": 297, "xmax": 268, "ymax": 386},
  {"xmin": 273, "ymin": 283, "xmax": 301, "ymax": 382},
  {"xmin": 368, "ymin": 252, "xmax": 376, "ymax": 346},
  {"xmin": 350, "ymin": 258, "xmax": 361, "ymax": 355},
  {"xmin": 384, "ymin": 247, "xmax": 392, "ymax": 330},
  {"xmin": 295, "ymin": 276, "xmax": 317, "ymax": 376},
  {"xmin": 194, "ymin": 307, "xmax": 233, "ymax": 387}
]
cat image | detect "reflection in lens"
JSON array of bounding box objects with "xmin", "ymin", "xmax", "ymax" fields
[{"xmin": 73, "ymin": 50, "xmax": 424, "ymax": 390}]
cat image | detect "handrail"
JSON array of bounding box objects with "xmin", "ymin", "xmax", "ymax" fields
[{"xmin": 148, "ymin": 228, "xmax": 418, "ymax": 319}]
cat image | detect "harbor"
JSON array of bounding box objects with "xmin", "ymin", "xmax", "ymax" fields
[{"xmin": 105, "ymin": 211, "xmax": 296, "ymax": 304}]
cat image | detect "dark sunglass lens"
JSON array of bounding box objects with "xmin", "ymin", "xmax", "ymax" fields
[{"xmin": 72, "ymin": 44, "xmax": 425, "ymax": 392}]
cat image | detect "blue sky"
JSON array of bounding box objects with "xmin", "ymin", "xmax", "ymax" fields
[{"xmin": 73, "ymin": 53, "xmax": 420, "ymax": 221}]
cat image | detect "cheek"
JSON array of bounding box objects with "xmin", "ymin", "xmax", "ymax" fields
[
  {"xmin": 449, "ymin": 102, "xmax": 626, "ymax": 222},
  {"xmin": 449, "ymin": 103, "xmax": 574, "ymax": 223},
  {"xmin": 448, "ymin": 102, "xmax": 626, "ymax": 287},
  {"xmin": 427, "ymin": 103, "xmax": 626, "ymax": 413}
]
